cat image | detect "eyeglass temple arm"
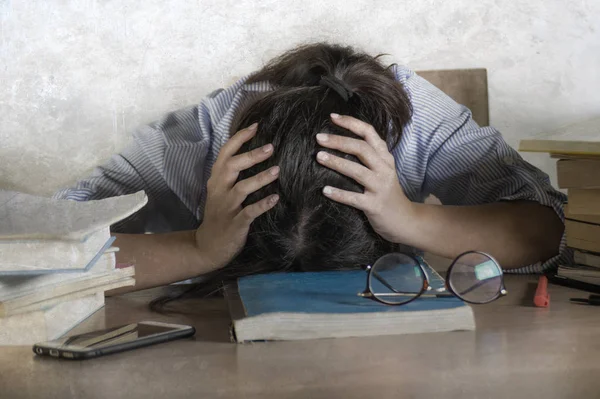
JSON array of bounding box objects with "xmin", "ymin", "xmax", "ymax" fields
[
  {"xmin": 369, "ymin": 269, "xmax": 441, "ymax": 296},
  {"xmin": 370, "ymin": 269, "xmax": 403, "ymax": 293},
  {"xmin": 456, "ymin": 276, "xmax": 503, "ymax": 296},
  {"xmin": 365, "ymin": 291, "xmax": 453, "ymax": 298}
]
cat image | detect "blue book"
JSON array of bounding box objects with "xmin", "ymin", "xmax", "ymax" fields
[{"xmin": 225, "ymin": 259, "xmax": 475, "ymax": 343}]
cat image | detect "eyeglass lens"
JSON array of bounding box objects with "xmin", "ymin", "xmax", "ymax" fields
[
  {"xmin": 369, "ymin": 253, "xmax": 425, "ymax": 305},
  {"xmin": 447, "ymin": 252, "xmax": 503, "ymax": 303}
]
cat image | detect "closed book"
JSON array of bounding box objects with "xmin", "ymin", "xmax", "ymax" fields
[
  {"xmin": 565, "ymin": 220, "xmax": 600, "ymax": 253},
  {"xmin": 0, "ymin": 228, "xmax": 114, "ymax": 275},
  {"xmin": 567, "ymin": 189, "xmax": 600, "ymax": 215},
  {"xmin": 556, "ymin": 265, "xmax": 600, "ymax": 286},
  {"xmin": 557, "ymin": 159, "xmax": 600, "ymax": 189},
  {"xmin": 550, "ymin": 154, "xmax": 600, "ymax": 160},
  {"xmin": 225, "ymin": 262, "xmax": 475, "ymax": 343},
  {"xmin": 574, "ymin": 250, "xmax": 600, "ymax": 269},
  {"xmin": 518, "ymin": 139, "xmax": 600, "ymax": 156},
  {"xmin": 0, "ymin": 292, "xmax": 105, "ymax": 345},
  {"xmin": 0, "ymin": 252, "xmax": 116, "ymax": 299},
  {"xmin": 0, "ymin": 266, "xmax": 135, "ymax": 317},
  {"xmin": 565, "ymin": 204, "xmax": 600, "ymax": 224}
]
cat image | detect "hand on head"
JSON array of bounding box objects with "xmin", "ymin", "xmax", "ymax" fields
[
  {"xmin": 317, "ymin": 113, "xmax": 414, "ymax": 243},
  {"xmin": 194, "ymin": 123, "xmax": 279, "ymax": 270}
]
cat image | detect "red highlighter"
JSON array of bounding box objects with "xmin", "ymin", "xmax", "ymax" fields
[{"xmin": 534, "ymin": 275, "xmax": 550, "ymax": 307}]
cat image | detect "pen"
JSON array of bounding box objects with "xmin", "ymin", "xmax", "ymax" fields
[{"xmin": 570, "ymin": 294, "xmax": 600, "ymax": 306}]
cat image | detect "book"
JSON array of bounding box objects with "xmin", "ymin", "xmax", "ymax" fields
[
  {"xmin": 225, "ymin": 262, "xmax": 475, "ymax": 343},
  {"xmin": 0, "ymin": 190, "xmax": 147, "ymax": 275},
  {"xmin": 574, "ymin": 250, "xmax": 600, "ymax": 269},
  {"xmin": 547, "ymin": 273, "xmax": 600, "ymax": 294},
  {"xmin": 0, "ymin": 228, "xmax": 114, "ymax": 275},
  {"xmin": 567, "ymin": 189, "xmax": 600, "ymax": 215},
  {"xmin": 557, "ymin": 159, "xmax": 600, "ymax": 189},
  {"xmin": 0, "ymin": 189, "xmax": 147, "ymax": 241},
  {"xmin": 518, "ymin": 140, "xmax": 600, "ymax": 156},
  {"xmin": 565, "ymin": 219, "xmax": 600, "ymax": 253},
  {"xmin": 565, "ymin": 204, "xmax": 600, "ymax": 224},
  {"xmin": 0, "ymin": 266, "xmax": 135, "ymax": 317},
  {"xmin": 0, "ymin": 292, "xmax": 105, "ymax": 345},
  {"xmin": 556, "ymin": 265, "xmax": 600, "ymax": 286},
  {"xmin": 551, "ymin": 153, "xmax": 600, "ymax": 160},
  {"xmin": 0, "ymin": 252, "xmax": 116, "ymax": 299}
]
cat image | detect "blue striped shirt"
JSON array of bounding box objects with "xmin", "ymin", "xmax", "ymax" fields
[{"xmin": 53, "ymin": 65, "xmax": 568, "ymax": 274}]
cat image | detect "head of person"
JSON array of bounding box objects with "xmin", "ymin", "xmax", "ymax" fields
[
  {"xmin": 152, "ymin": 42, "xmax": 412, "ymax": 307},
  {"xmin": 221, "ymin": 43, "xmax": 412, "ymax": 276}
]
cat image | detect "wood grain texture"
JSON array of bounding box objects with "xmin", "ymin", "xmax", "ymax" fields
[
  {"xmin": 417, "ymin": 69, "xmax": 489, "ymax": 127},
  {"xmin": 1, "ymin": 267, "xmax": 600, "ymax": 398}
]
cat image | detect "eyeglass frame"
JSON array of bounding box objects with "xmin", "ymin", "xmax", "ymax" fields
[{"xmin": 358, "ymin": 250, "xmax": 508, "ymax": 306}]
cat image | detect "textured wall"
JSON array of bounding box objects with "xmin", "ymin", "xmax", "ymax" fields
[{"xmin": 1, "ymin": 0, "xmax": 599, "ymax": 195}]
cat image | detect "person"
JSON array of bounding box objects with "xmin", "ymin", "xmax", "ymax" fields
[{"xmin": 53, "ymin": 42, "xmax": 567, "ymax": 302}]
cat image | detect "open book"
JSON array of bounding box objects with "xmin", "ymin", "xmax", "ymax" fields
[
  {"xmin": 0, "ymin": 190, "xmax": 147, "ymax": 275},
  {"xmin": 0, "ymin": 190, "xmax": 147, "ymax": 241},
  {"xmin": 224, "ymin": 260, "xmax": 475, "ymax": 343}
]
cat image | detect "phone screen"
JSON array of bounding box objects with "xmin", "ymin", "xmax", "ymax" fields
[{"xmin": 47, "ymin": 323, "xmax": 179, "ymax": 350}]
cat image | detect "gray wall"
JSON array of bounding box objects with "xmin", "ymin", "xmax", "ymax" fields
[{"xmin": 1, "ymin": 0, "xmax": 599, "ymax": 195}]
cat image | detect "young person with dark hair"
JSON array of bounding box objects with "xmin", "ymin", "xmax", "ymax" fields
[{"xmin": 54, "ymin": 43, "xmax": 566, "ymax": 302}]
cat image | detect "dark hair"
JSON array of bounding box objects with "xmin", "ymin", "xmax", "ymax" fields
[{"xmin": 150, "ymin": 42, "xmax": 412, "ymax": 310}]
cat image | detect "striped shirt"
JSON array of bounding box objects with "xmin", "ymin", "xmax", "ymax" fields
[{"xmin": 53, "ymin": 65, "xmax": 568, "ymax": 274}]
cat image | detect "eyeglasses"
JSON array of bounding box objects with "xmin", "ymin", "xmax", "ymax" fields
[{"xmin": 358, "ymin": 251, "xmax": 507, "ymax": 305}]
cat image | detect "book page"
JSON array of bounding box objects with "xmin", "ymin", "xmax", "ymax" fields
[{"xmin": 0, "ymin": 190, "xmax": 147, "ymax": 241}]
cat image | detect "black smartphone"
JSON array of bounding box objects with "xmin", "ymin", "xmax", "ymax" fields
[{"xmin": 32, "ymin": 321, "xmax": 195, "ymax": 360}]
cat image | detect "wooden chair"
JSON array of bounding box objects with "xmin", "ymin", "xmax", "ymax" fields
[
  {"xmin": 417, "ymin": 68, "xmax": 490, "ymax": 204},
  {"xmin": 417, "ymin": 68, "xmax": 489, "ymax": 127}
]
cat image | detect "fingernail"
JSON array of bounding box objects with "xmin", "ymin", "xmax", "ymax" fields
[
  {"xmin": 316, "ymin": 133, "xmax": 329, "ymax": 142},
  {"xmin": 270, "ymin": 166, "xmax": 280, "ymax": 175},
  {"xmin": 248, "ymin": 123, "xmax": 258, "ymax": 131},
  {"xmin": 270, "ymin": 194, "xmax": 280, "ymax": 204},
  {"xmin": 263, "ymin": 144, "xmax": 273, "ymax": 153},
  {"xmin": 330, "ymin": 113, "xmax": 341, "ymax": 119},
  {"xmin": 323, "ymin": 186, "xmax": 334, "ymax": 195},
  {"xmin": 317, "ymin": 151, "xmax": 329, "ymax": 161}
]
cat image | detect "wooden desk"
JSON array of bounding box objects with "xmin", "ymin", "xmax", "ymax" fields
[{"xmin": 1, "ymin": 274, "xmax": 600, "ymax": 399}]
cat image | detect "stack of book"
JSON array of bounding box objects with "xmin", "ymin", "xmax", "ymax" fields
[
  {"xmin": 519, "ymin": 138, "xmax": 600, "ymax": 288},
  {"xmin": 0, "ymin": 190, "xmax": 147, "ymax": 345}
]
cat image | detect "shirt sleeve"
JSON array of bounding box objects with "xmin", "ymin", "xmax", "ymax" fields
[
  {"xmin": 405, "ymin": 72, "xmax": 569, "ymax": 273},
  {"xmin": 53, "ymin": 106, "xmax": 203, "ymax": 234}
]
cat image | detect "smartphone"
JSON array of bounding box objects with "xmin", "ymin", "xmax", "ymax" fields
[{"xmin": 32, "ymin": 321, "xmax": 195, "ymax": 360}]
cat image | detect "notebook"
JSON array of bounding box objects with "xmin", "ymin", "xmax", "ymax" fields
[{"xmin": 224, "ymin": 260, "xmax": 475, "ymax": 343}]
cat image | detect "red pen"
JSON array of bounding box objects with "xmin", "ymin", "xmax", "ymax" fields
[{"xmin": 534, "ymin": 275, "xmax": 550, "ymax": 307}]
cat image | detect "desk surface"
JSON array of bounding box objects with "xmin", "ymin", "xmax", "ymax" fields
[{"xmin": 2, "ymin": 269, "xmax": 600, "ymax": 399}]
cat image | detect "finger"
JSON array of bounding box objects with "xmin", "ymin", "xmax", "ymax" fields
[
  {"xmin": 215, "ymin": 123, "xmax": 258, "ymax": 166},
  {"xmin": 227, "ymin": 143, "xmax": 274, "ymax": 173},
  {"xmin": 316, "ymin": 151, "xmax": 374, "ymax": 189},
  {"xmin": 322, "ymin": 186, "xmax": 368, "ymax": 211},
  {"xmin": 316, "ymin": 133, "xmax": 384, "ymax": 171},
  {"xmin": 230, "ymin": 166, "xmax": 280, "ymax": 208},
  {"xmin": 330, "ymin": 114, "xmax": 391, "ymax": 157},
  {"xmin": 235, "ymin": 194, "xmax": 280, "ymax": 226}
]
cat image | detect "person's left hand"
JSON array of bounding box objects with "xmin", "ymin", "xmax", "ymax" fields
[{"xmin": 315, "ymin": 113, "xmax": 416, "ymax": 243}]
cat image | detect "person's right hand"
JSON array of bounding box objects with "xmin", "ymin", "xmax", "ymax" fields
[{"xmin": 195, "ymin": 123, "xmax": 280, "ymax": 270}]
